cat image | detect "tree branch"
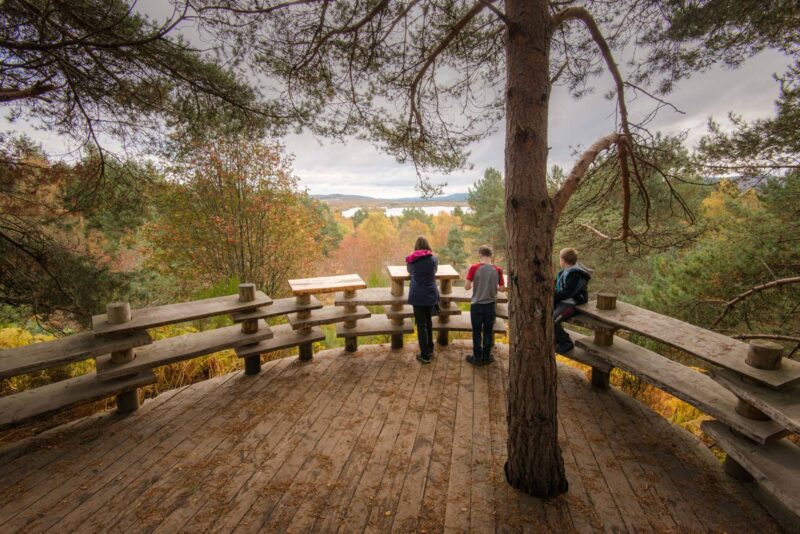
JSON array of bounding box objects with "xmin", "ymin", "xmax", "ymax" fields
[
  {"xmin": 0, "ymin": 83, "xmax": 57, "ymax": 102},
  {"xmin": 552, "ymin": 132, "xmax": 621, "ymax": 218},
  {"xmin": 478, "ymin": 0, "xmax": 509, "ymax": 25},
  {"xmin": 714, "ymin": 277, "xmax": 800, "ymax": 326}
]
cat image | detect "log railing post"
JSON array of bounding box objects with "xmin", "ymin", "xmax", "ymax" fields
[
  {"xmin": 106, "ymin": 302, "xmax": 140, "ymax": 413},
  {"xmin": 296, "ymin": 293, "xmax": 314, "ymax": 361},
  {"xmin": 390, "ymin": 279, "xmax": 405, "ymax": 350},
  {"xmin": 596, "ymin": 292, "xmax": 617, "ymax": 310},
  {"xmin": 437, "ymin": 279, "xmax": 453, "ymax": 346},
  {"xmin": 238, "ymin": 283, "xmax": 262, "ymax": 375},
  {"xmin": 343, "ymin": 289, "xmax": 359, "ymax": 352}
]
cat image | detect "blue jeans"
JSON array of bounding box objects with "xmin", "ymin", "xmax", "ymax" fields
[{"xmin": 470, "ymin": 302, "xmax": 496, "ymax": 360}]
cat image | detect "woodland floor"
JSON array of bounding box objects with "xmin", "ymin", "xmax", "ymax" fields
[{"xmin": 0, "ymin": 341, "xmax": 778, "ymax": 533}]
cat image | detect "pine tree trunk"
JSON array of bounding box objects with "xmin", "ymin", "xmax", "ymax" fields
[{"xmin": 503, "ymin": 0, "xmax": 568, "ymax": 497}]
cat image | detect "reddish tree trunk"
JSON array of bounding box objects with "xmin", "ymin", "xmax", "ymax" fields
[{"xmin": 503, "ymin": 0, "xmax": 568, "ymax": 497}]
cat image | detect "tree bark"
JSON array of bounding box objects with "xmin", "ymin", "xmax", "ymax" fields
[{"xmin": 503, "ymin": 0, "xmax": 568, "ymax": 497}]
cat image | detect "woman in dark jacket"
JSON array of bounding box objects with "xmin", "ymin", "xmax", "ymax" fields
[{"xmin": 406, "ymin": 236, "xmax": 438, "ymax": 364}]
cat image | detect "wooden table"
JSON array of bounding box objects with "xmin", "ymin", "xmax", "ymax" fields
[{"xmin": 289, "ymin": 274, "xmax": 368, "ymax": 356}]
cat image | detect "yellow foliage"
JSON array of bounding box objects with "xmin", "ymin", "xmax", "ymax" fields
[{"xmin": 0, "ymin": 327, "xmax": 54, "ymax": 349}]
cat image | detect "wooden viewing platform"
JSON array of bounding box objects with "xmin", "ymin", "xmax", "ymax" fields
[{"xmin": 0, "ymin": 342, "xmax": 777, "ymax": 533}]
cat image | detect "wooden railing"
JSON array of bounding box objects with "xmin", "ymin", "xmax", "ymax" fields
[{"xmin": 0, "ymin": 271, "xmax": 797, "ymax": 528}]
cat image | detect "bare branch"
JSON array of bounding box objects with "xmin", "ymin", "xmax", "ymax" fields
[
  {"xmin": 479, "ymin": 0, "xmax": 510, "ymax": 25},
  {"xmin": 0, "ymin": 83, "xmax": 57, "ymax": 102},
  {"xmin": 714, "ymin": 277, "xmax": 800, "ymax": 326},
  {"xmin": 552, "ymin": 132, "xmax": 621, "ymax": 218}
]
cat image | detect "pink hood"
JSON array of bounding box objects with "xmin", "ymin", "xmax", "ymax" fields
[{"xmin": 405, "ymin": 249, "xmax": 433, "ymax": 263}]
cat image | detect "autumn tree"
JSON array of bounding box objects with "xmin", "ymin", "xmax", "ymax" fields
[{"xmin": 146, "ymin": 138, "xmax": 324, "ymax": 297}]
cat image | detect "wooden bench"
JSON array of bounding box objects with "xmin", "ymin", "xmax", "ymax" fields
[
  {"xmin": 431, "ymin": 314, "xmax": 507, "ymax": 334},
  {"xmin": 445, "ymin": 285, "xmax": 508, "ymax": 303},
  {"xmin": 0, "ymin": 329, "xmax": 151, "ymax": 378},
  {"xmin": 386, "ymin": 264, "xmax": 461, "ymax": 282},
  {"xmin": 576, "ymin": 335, "xmax": 787, "ymax": 444},
  {"xmin": 95, "ymin": 323, "xmax": 275, "ymax": 381},
  {"xmin": 558, "ymin": 331, "xmax": 615, "ymax": 388},
  {"xmin": 235, "ymin": 324, "xmax": 326, "ymax": 359},
  {"xmin": 713, "ymin": 368, "xmax": 800, "ymax": 435},
  {"xmin": 287, "ymin": 305, "xmax": 371, "ymax": 329},
  {"xmin": 383, "ymin": 304, "xmax": 462, "ymax": 319},
  {"xmin": 702, "ymin": 419, "xmax": 800, "ymax": 531},
  {"xmin": 230, "ymin": 296, "xmax": 322, "ymax": 322},
  {"xmin": 334, "ymin": 288, "xmax": 404, "ymax": 306},
  {"xmin": 92, "ymin": 291, "xmax": 272, "ymax": 336},
  {"xmin": 577, "ymin": 300, "xmax": 800, "ymax": 389},
  {"xmin": 0, "ymin": 370, "xmax": 156, "ymax": 430}
]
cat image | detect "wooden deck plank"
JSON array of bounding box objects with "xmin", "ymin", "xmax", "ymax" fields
[
  {"xmin": 556, "ymin": 370, "xmax": 629, "ymax": 533},
  {"xmin": 0, "ymin": 330, "xmax": 152, "ymax": 378},
  {"xmin": 288, "ymin": 274, "xmax": 366, "ymax": 295},
  {"xmin": 218, "ymin": 354, "xmax": 367, "ymax": 532},
  {"xmin": 85, "ymin": 359, "xmax": 294, "ymax": 533},
  {"xmin": 713, "ymin": 368, "xmax": 800, "ymax": 435},
  {"xmin": 578, "ymin": 300, "xmax": 800, "ymax": 389},
  {"xmin": 443, "ymin": 350, "xmax": 474, "ymax": 532},
  {"xmin": 163, "ymin": 355, "xmax": 346, "ymax": 533},
  {"xmin": 360, "ymin": 345, "xmax": 440, "ymax": 532},
  {"xmin": 577, "ymin": 335, "xmax": 787, "ymax": 444},
  {"xmin": 560, "ymin": 370, "xmax": 655, "ymax": 532},
  {"xmin": 338, "ymin": 351, "xmax": 422, "ymax": 532},
  {"xmin": 389, "ymin": 348, "xmax": 450, "ymax": 532},
  {"xmin": 258, "ymin": 351, "xmax": 391, "ymax": 531},
  {"xmin": 469, "ymin": 355, "xmax": 496, "ymax": 532},
  {"xmin": 95, "ymin": 323, "xmax": 274, "ymax": 380},
  {"xmin": 614, "ymin": 387, "xmax": 773, "ymax": 532},
  {"xmin": 0, "ymin": 370, "xmax": 156, "ymax": 429},
  {"xmin": 92, "ymin": 292, "xmax": 272, "ymax": 337},
  {"xmin": 278, "ymin": 347, "xmax": 403, "ymax": 532},
  {"xmin": 1, "ymin": 369, "xmax": 248, "ymax": 532},
  {"xmin": 591, "ymin": 378, "xmax": 697, "ymax": 532},
  {"xmin": 312, "ymin": 347, "xmax": 418, "ymax": 533},
  {"xmin": 416, "ymin": 345, "xmax": 462, "ymax": 532}
]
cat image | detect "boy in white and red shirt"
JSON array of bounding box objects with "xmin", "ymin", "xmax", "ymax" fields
[{"xmin": 464, "ymin": 245, "xmax": 506, "ymax": 365}]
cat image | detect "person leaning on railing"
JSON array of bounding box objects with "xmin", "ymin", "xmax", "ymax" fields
[
  {"xmin": 553, "ymin": 247, "xmax": 592, "ymax": 354},
  {"xmin": 406, "ymin": 235, "xmax": 439, "ymax": 364}
]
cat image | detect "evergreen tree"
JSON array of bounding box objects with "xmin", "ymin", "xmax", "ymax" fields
[
  {"xmin": 400, "ymin": 207, "xmax": 433, "ymax": 228},
  {"xmin": 351, "ymin": 208, "xmax": 369, "ymax": 228},
  {"xmin": 440, "ymin": 227, "xmax": 468, "ymax": 270},
  {"xmin": 464, "ymin": 168, "xmax": 506, "ymax": 258}
]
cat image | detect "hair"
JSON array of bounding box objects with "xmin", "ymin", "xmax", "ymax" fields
[
  {"xmin": 478, "ymin": 245, "xmax": 493, "ymax": 258},
  {"xmin": 560, "ymin": 247, "xmax": 578, "ymax": 265},
  {"xmin": 414, "ymin": 235, "xmax": 432, "ymax": 251}
]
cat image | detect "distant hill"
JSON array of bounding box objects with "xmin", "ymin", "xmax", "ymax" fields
[{"xmin": 313, "ymin": 192, "xmax": 468, "ymax": 203}]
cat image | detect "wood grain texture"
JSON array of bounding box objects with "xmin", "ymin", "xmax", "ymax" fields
[
  {"xmin": 576, "ymin": 335, "xmax": 787, "ymax": 444},
  {"xmin": 383, "ymin": 303, "xmax": 462, "ymax": 319},
  {"xmin": 702, "ymin": 420, "xmax": 800, "ymax": 518},
  {"xmin": 96, "ymin": 324, "xmax": 274, "ymax": 381},
  {"xmin": 235, "ymin": 324, "xmax": 325, "ymax": 357},
  {"xmin": 559, "ymin": 331, "xmax": 614, "ymax": 373},
  {"xmin": 287, "ymin": 305, "xmax": 370, "ymax": 329},
  {"xmin": 0, "ymin": 342, "xmax": 780, "ymax": 533},
  {"xmin": 0, "ymin": 330, "xmax": 152, "ymax": 378},
  {"xmin": 92, "ymin": 292, "xmax": 272, "ymax": 337},
  {"xmin": 335, "ymin": 315, "xmax": 414, "ymax": 337},
  {"xmin": 288, "ymin": 274, "xmax": 366, "ymax": 295},
  {"xmin": 0, "ymin": 371, "xmax": 156, "ymax": 429},
  {"xmin": 713, "ymin": 368, "xmax": 800, "ymax": 435},
  {"xmin": 387, "ymin": 264, "xmax": 460, "ymax": 281},
  {"xmin": 334, "ymin": 287, "xmax": 406, "ymax": 305},
  {"xmin": 445, "ymin": 285, "xmax": 508, "ymax": 303},
  {"xmin": 578, "ymin": 300, "xmax": 800, "ymax": 389},
  {"xmin": 230, "ymin": 296, "xmax": 322, "ymax": 322}
]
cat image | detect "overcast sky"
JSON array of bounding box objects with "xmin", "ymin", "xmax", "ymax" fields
[{"xmin": 2, "ymin": 4, "xmax": 791, "ymax": 199}]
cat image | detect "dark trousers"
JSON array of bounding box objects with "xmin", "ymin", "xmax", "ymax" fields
[
  {"xmin": 470, "ymin": 302, "xmax": 496, "ymax": 360},
  {"xmin": 554, "ymin": 301, "xmax": 575, "ymax": 347},
  {"xmin": 413, "ymin": 305, "xmax": 434, "ymax": 357}
]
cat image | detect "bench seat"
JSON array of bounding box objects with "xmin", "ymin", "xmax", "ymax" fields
[
  {"xmin": 577, "ymin": 300, "xmax": 800, "ymax": 389},
  {"xmin": 231, "ymin": 296, "xmax": 322, "ymax": 322},
  {"xmin": 336, "ymin": 316, "xmax": 414, "ymax": 338},
  {"xmin": 713, "ymin": 368, "xmax": 800, "ymax": 435},
  {"xmin": 431, "ymin": 314, "xmax": 507, "ymax": 334},
  {"xmin": 0, "ymin": 370, "xmax": 156, "ymax": 429},
  {"xmin": 235, "ymin": 324, "xmax": 325, "ymax": 358},
  {"xmin": 702, "ymin": 419, "xmax": 800, "ymax": 525},
  {"xmin": 287, "ymin": 305, "xmax": 370, "ymax": 329},
  {"xmin": 96, "ymin": 323, "xmax": 274, "ymax": 381},
  {"xmin": 576, "ymin": 335, "xmax": 788, "ymax": 444}
]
